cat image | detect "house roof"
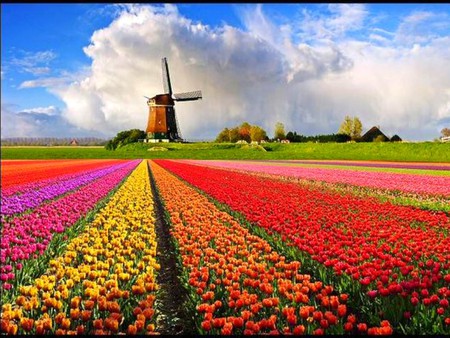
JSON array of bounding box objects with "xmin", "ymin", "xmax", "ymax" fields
[{"xmin": 361, "ymin": 126, "xmax": 390, "ymax": 142}]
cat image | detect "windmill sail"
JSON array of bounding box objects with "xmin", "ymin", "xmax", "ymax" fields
[
  {"xmin": 161, "ymin": 57, "xmax": 173, "ymax": 95},
  {"xmin": 174, "ymin": 90, "xmax": 202, "ymax": 102}
]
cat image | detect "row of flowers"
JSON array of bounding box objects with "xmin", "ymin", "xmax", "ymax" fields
[
  {"xmin": 191, "ymin": 162, "xmax": 450, "ymax": 213},
  {"xmin": 149, "ymin": 160, "xmax": 392, "ymax": 335},
  {"xmin": 264, "ymin": 160, "xmax": 450, "ymax": 172},
  {"xmin": 182, "ymin": 160, "xmax": 450, "ymax": 197},
  {"xmin": 1, "ymin": 159, "xmax": 121, "ymax": 195},
  {"xmin": 1, "ymin": 160, "xmax": 159, "ymax": 335},
  {"xmin": 0, "ymin": 160, "xmax": 140, "ymax": 290},
  {"xmin": 154, "ymin": 159, "xmax": 450, "ymax": 334},
  {"xmin": 1, "ymin": 161, "xmax": 133, "ymax": 216}
]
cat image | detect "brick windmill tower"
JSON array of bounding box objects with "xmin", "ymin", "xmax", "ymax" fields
[{"xmin": 145, "ymin": 57, "xmax": 202, "ymax": 142}]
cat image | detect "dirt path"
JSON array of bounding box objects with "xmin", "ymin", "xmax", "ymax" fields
[{"xmin": 147, "ymin": 161, "xmax": 196, "ymax": 335}]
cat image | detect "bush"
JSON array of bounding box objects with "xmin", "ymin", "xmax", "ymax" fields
[{"xmin": 105, "ymin": 129, "xmax": 146, "ymax": 150}]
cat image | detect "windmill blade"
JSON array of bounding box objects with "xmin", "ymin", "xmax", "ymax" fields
[
  {"xmin": 161, "ymin": 57, "xmax": 173, "ymax": 95},
  {"xmin": 174, "ymin": 90, "xmax": 202, "ymax": 101}
]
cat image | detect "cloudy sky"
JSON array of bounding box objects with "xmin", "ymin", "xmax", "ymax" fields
[{"xmin": 2, "ymin": 3, "xmax": 450, "ymax": 141}]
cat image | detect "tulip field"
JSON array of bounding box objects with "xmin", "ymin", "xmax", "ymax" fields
[{"xmin": 1, "ymin": 158, "xmax": 449, "ymax": 335}]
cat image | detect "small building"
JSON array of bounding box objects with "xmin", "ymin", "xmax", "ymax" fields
[
  {"xmin": 70, "ymin": 139, "xmax": 79, "ymax": 146},
  {"xmin": 360, "ymin": 126, "xmax": 390, "ymax": 142},
  {"xmin": 390, "ymin": 134, "xmax": 402, "ymax": 142}
]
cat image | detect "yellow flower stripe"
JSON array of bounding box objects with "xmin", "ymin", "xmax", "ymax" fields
[{"xmin": 1, "ymin": 160, "xmax": 159, "ymax": 335}]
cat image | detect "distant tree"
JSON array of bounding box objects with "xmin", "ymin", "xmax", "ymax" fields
[
  {"xmin": 286, "ymin": 131, "xmax": 295, "ymax": 142},
  {"xmin": 250, "ymin": 125, "xmax": 267, "ymax": 142},
  {"xmin": 338, "ymin": 115, "xmax": 363, "ymax": 140},
  {"xmin": 274, "ymin": 122, "xmax": 286, "ymax": 140},
  {"xmin": 353, "ymin": 117, "xmax": 363, "ymax": 139},
  {"xmin": 229, "ymin": 127, "xmax": 240, "ymax": 143},
  {"xmin": 338, "ymin": 116, "xmax": 353, "ymax": 136},
  {"xmin": 215, "ymin": 127, "xmax": 231, "ymax": 142},
  {"xmin": 441, "ymin": 128, "xmax": 450, "ymax": 138},
  {"xmin": 105, "ymin": 129, "xmax": 146, "ymax": 150},
  {"xmin": 239, "ymin": 122, "xmax": 252, "ymax": 143},
  {"xmin": 215, "ymin": 123, "xmax": 267, "ymax": 143}
]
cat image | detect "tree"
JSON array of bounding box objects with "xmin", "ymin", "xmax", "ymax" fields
[
  {"xmin": 239, "ymin": 122, "xmax": 252, "ymax": 143},
  {"xmin": 353, "ymin": 117, "xmax": 363, "ymax": 139},
  {"xmin": 105, "ymin": 129, "xmax": 146, "ymax": 150},
  {"xmin": 215, "ymin": 123, "xmax": 267, "ymax": 143},
  {"xmin": 338, "ymin": 115, "xmax": 363, "ymax": 140},
  {"xmin": 338, "ymin": 116, "xmax": 353, "ymax": 136},
  {"xmin": 229, "ymin": 127, "xmax": 240, "ymax": 143},
  {"xmin": 286, "ymin": 131, "xmax": 295, "ymax": 142},
  {"xmin": 274, "ymin": 122, "xmax": 286, "ymax": 140},
  {"xmin": 215, "ymin": 128, "xmax": 231, "ymax": 142},
  {"xmin": 250, "ymin": 125, "xmax": 267, "ymax": 142},
  {"xmin": 441, "ymin": 128, "xmax": 450, "ymax": 138}
]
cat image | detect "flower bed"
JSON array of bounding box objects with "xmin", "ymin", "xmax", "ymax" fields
[
  {"xmin": 183, "ymin": 160, "xmax": 450, "ymax": 197},
  {"xmin": 1, "ymin": 160, "xmax": 140, "ymax": 289},
  {"xmin": 149, "ymin": 160, "xmax": 391, "ymax": 335},
  {"xmin": 154, "ymin": 159, "xmax": 450, "ymax": 334},
  {"xmin": 1, "ymin": 160, "xmax": 159, "ymax": 335},
  {"xmin": 1, "ymin": 160, "xmax": 123, "ymax": 193}
]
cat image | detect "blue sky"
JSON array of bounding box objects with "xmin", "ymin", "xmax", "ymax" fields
[{"xmin": 2, "ymin": 3, "xmax": 450, "ymax": 140}]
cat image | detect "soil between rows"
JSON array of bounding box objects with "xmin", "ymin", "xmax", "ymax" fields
[{"xmin": 148, "ymin": 161, "xmax": 196, "ymax": 335}]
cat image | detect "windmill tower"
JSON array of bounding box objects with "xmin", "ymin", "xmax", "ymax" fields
[{"xmin": 145, "ymin": 57, "xmax": 202, "ymax": 142}]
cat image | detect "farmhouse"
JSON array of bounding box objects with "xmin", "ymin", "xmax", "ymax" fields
[{"xmin": 360, "ymin": 126, "xmax": 390, "ymax": 142}]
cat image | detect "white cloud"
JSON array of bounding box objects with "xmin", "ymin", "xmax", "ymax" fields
[
  {"xmin": 10, "ymin": 50, "xmax": 57, "ymax": 76},
  {"xmin": 24, "ymin": 66, "xmax": 51, "ymax": 76},
  {"xmin": 296, "ymin": 4, "xmax": 368, "ymax": 42},
  {"xmin": 326, "ymin": 4, "xmax": 368, "ymax": 35},
  {"xmin": 8, "ymin": 4, "xmax": 450, "ymax": 141},
  {"xmin": 21, "ymin": 105, "xmax": 60, "ymax": 116},
  {"xmin": 395, "ymin": 11, "xmax": 450, "ymax": 45},
  {"xmin": 1, "ymin": 103, "xmax": 105, "ymax": 138},
  {"xmin": 46, "ymin": 4, "xmax": 358, "ymax": 140},
  {"xmin": 20, "ymin": 77, "xmax": 70, "ymax": 89}
]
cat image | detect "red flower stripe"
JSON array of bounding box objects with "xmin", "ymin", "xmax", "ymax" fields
[
  {"xmin": 183, "ymin": 160, "xmax": 450, "ymax": 197},
  {"xmin": 154, "ymin": 159, "xmax": 450, "ymax": 327},
  {"xmin": 149, "ymin": 160, "xmax": 392, "ymax": 335},
  {"xmin": 1, "ymin": 159, "xmax": 126, "ymax": 193}
]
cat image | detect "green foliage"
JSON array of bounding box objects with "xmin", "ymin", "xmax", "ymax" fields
[
  {"xmin": 338, "ymin": 115, "xmax": 363, "ymax": 140},
  {"xmin": 215, "ymin": 122, "xmax": 267, "ymax": 143},
  {"xmin": 286, "ymin": 132, "xmax": 351, "ymax": 143},
  {"xmin": 229, "ymin": 128, "xmax": 240, "ymax": 143},
  {"xmin": 274, "ymin": 122, "xmax": 286, "ymax": 140},
  {"xmin": 353, "ymin": 117, "xmax": 363, "ymax": 139},
  {"xmin": 215, "ymin": 128, "xmax": 231, "ymax": 143},
  {"xmin": 105, "ymin": 129, "xmax": 146, "ymax": 150},
  {"xmin": 250, "ymin": 125, "xmax": 267, "ymax": 142}
]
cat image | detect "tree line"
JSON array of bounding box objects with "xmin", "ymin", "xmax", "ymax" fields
[
  {"xmin": 1, "ymin": 137, "xmax": 108, "ymax": 146},
  {"xmin": 214, "ymin": 116, "xmax": 407, "ymax": 143}
]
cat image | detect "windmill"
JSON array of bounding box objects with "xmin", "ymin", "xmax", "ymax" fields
[{"xmin": 145, "ymin": 57, "xmax": 202, "ymax": 142}]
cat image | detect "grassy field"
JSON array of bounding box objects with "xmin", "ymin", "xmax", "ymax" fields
[{"xmin": 1, "ymin": 141, "xmax": 450, "ymax": 162}]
